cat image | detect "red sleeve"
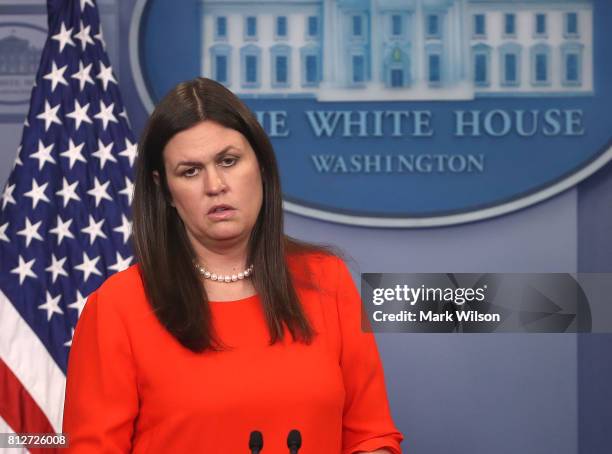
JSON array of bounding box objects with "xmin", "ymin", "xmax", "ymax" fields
[
  {"xmin": 62, "ymin": 290, "xmax": 138, "ymax": 453},
  {"xmin": 334, "ymin": 257, "xmax": 404, "ymax": 454}
]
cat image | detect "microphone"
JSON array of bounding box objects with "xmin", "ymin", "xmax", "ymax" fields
[
  {"xmin": 249, "ymin": 430, "xmax": 263, "ymax": 454},
  {"xmin": 287, "ymin": 429, "xmax": 302, "ymax": 453}
]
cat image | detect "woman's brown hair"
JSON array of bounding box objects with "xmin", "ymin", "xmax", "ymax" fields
[{"xmin": 132, "ymin": 77, "xmax": 339, "ymax": 352}]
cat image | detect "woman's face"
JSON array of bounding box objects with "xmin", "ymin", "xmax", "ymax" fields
[{"xmin": 159, "ymin": 120, "xmax": 263, "ymax": 252}]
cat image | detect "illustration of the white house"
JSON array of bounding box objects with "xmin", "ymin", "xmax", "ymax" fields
[
  {"xmin": 0, "ymin": 34, "xmax": 40, "ymax": 75},
  {"xmin": 199, "ymin": 0, "xmax": 593, "ymax": 100},
  {"xmin": 0, "ymin": 26, "xmax": 45, "ymax": 108}
]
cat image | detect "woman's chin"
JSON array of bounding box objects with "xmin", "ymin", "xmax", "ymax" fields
[{"xmin": 206, "ymin": 226, "xmax": 245, "ymax": 242}]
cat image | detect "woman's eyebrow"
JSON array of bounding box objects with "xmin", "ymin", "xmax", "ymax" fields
[{"xmin": 174, "ymin": 146, "xmax": 238, "ymax": 170}]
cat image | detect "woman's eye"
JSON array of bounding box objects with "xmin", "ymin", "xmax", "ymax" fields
[
  {"xmin": 183, "ymin": 167, "xmax": 200, "ymax": 177},
  {"xmin": 219, "ymin": 156, "xmax": 238, "ymax": 167}
]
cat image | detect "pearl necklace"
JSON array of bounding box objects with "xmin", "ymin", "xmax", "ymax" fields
[{"xmin": 193, "ymin": 262, "xmax": 254, "ymax": 283}]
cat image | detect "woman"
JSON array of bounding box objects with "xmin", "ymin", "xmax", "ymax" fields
[{"xmin": 62, "ymin": 77, "xmax": 404, "ymax": 453}]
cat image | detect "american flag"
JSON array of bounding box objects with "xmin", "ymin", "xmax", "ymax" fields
[{"xmin": 0, "ymin": 0, "xmax": 135, "ymax": 444}]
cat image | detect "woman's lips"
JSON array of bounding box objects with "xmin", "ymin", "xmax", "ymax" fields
[{"xmin": 207, "ymin": 208, "xmax": 236, "ymax": 220}]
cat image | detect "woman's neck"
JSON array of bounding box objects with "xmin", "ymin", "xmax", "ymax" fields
[{"xmin": 188, "ymin": 234, "xmax": 251, "ymax": 276}]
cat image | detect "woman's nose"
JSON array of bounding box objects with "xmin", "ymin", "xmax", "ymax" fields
[{"xmin": 204, "ymin": 166, "xmax": 227, "ymax": 195}]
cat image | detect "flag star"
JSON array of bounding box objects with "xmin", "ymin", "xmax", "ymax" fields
[
  {"xmin": 1, "ymin": 183, "xmax": 16, "ymax": 209},
  {"xmin": 81, "ymin": 215, "xmax": 107, "ymax": 244},
  {"xmin": 118, "ymin": 138, "xmax": 138, "ymax": 167},
  {"xmin": 74, "ymin": 20, "xmax": 94, "ymax": 50},
  {"xmin": 38, "ymin": 291, "xmax": 64, "ymax": 321},
  {"xmin": 87, "ymin": 177, "xmax": 113, "ymax": 207},
  {"xmin": 119, "ymin": 177, "xmax": 134, "ymax": 205},
  {"xmin": 119, "ymin": 108, "xmax": 131, "ymax": 127},
  {"xmin": 68, "ymin": 290, "xmax": 88, "ymax": 318},
  {"xmin": 60, "ymin": 139, "xmax": 86, "ymax": 170},
  {"xmin": 24, "ymin": 179, "xmax": 50, "ymax": 209},
  {"xmin": 30, "ymin": 139, "xmax": 56, "ymax": 170},
  {"xmin": 75, "ymin": 252, "xmax": 102, "ymax": 282},
  {"xmin": 71, "ymin": 61, "xmax": 94, "ymax": 91},
  {"xmin": 93, "ymin": 100, "xmax": 117, "ymax": 130},
  {"xmin": 92, "ymin": 139, "xmax": 117, "ymax": 169},
  {"xmin": 14, "ymin": 145, "xmax": 23, "ymax": 167},
  {"xmin": 65, "ymin": 99, "xmax": 92, "ymax": 129},
  {"xmin": 51, "ymin": 22, "xmax": 75, "ymax": 52},
  {"xmin": 56, "ymin": 177, "xmax": 81, "ymax": 207},
  {"xmin": 49, "ymin": 215, "xmax": 74, "ymax": 245},
  {"xmin": 24, "ymin": 117, "xmax": 29, "ymax": 127},
  {"xmin": 113, "ymin": 214, "xmax": 132, "ymax": 244},
  {"xmin": 80, "ymin": 0, "xmax": 95, "ymax": 11},
  {"xmin": 43, "ymin": 61, "xmax": 68, "ymax": 92},
  {"xmin": 36, "ymin": 100, "xmax": 62, "ymax": 131},
  {"xmin": 64, "ymin": 328, "xmax": 75, "ymax": 347},
  {"xmin": 108, "ymin": 252, "xmax": 133, "ymax": 273},
  {"xmin": 96, "ymin": 61, "xmax": 117, "ymax": 91},
  {"xmin": 45, "ymin": 254, "xmax": 68, "ymax": 283},
  {"xmin": 94, "ymin": 27, "xmax": 106, "ymax": 49},
  {"xmin": 16, "ymin": 217, "xmax": 43, "ymax": 247},
  {"xmin": 11, "ymin": 256, "xmax": 37, "ymax": 285},
  {"xmin": 0, "ymin": 222, "xmax": 9, "ymax": 242}
]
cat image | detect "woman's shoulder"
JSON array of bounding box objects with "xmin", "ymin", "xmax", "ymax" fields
[
  {"xmin": 86, "ymin": 264, "xmax": 147, "ymax": 315},
  {"xmin": 286, "ymin": 249, "xmax": 351, "ymax": 293},
  {"xmin": 95, "ymin": 264, "xmax": 144, "ymax": 296},
  {"xmin": 287, "ymin": 248, "xmax": 340, "ymax": 273}
]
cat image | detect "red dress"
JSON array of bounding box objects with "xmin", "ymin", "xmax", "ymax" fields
[{"xmin": 62, "ymin": 253, "xmax": 404, "ymax": 453}]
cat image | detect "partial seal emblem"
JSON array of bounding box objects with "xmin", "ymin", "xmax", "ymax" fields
[{"xmin": 131, "ymin": 0, "xmax": 611, "ymax": 226}]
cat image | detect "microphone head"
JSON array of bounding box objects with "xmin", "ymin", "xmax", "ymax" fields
[
  {"xmin": 249, "ymin": 430, "xmax": 263, "ymax": 450},
  {"xmin": 287, "ymin": 429, "xmax": 302, "ymax": 449}
]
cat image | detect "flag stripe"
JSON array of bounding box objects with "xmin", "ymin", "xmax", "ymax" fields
[
  {"xmin": 0, "ymin": 360, "xmax": 63, "ymax": 454},
  {"xmin": 0, "ymin": 357, "xmax": 55, "ymax": 434},
  {"xmin": 0, "ymin": 290, "xmax": 65, "ymax": 432},
  {"xmin": 0, "ymin": 416, "xmax": 28, "ymax": 454}
]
